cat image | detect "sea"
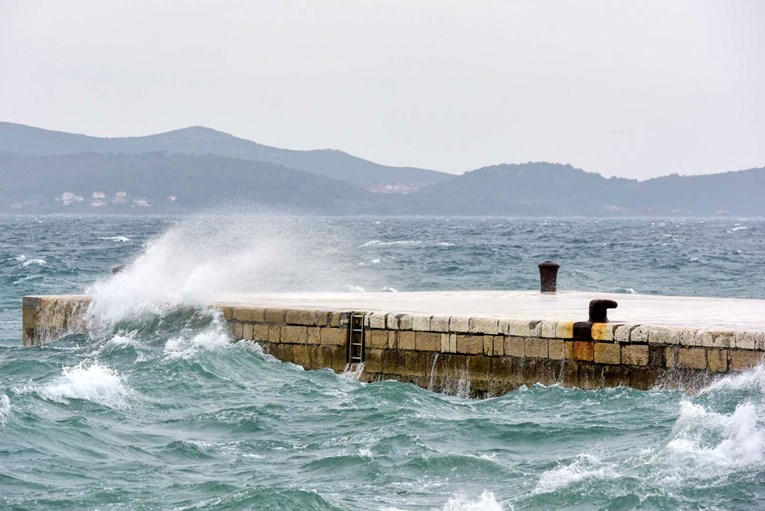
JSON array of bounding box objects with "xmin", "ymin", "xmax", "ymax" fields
[{"xmin": 2, "ymin": 214, "xmax": 765, "ymax": 510}]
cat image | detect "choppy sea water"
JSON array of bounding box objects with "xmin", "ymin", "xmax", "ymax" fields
[{"xmin": 2, "ymin": 215, "xmax": 765, "ymax": 510}]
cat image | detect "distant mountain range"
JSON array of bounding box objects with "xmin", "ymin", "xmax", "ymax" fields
[{"xmin": 1, "ymin": 122, "xmax": 763, "ymax": 216}]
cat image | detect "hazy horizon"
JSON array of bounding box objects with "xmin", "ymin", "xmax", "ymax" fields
[{"xmin": 1, "ymin": 1, "xmax": 763, "ymax": 178}]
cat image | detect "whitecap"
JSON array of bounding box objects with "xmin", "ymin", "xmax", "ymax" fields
[
  {"xmin": 21, "ymin": 258, "xmax": 46, "ymax": 267},
  {"xmin": 35, "ymin": 362, "xmax": 130, "ymax": 410},
  {"xmin": 441, "ymin": 491, "xmax": 506, "ymax": 511},
  {"xmin": 0, "ymin": 394, "xmax": 11, "ymax": 424},
  {"xmin": 163, "ymin": 326, "xmax": 231, "ymax": 359},
  {"xmin": 99, "ymin": 236, "xmax": 131, "ymax": 242},
  {"xmin": 727, "ymin": 226, "xmax": 747, "ymax": 233},
  {"xmin": 358, "ymin": 239, "xmax": 421, "ymax": 248},
  {"xmin": 535, "ymin": 454, "xmax": 620, "ymax": 493}
]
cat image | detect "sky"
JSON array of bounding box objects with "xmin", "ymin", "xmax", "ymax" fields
[{"xmin": 0, "ymin": 0, "xmax": 763, "ymax": 179}]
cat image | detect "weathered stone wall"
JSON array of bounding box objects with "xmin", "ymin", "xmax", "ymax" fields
[
  {"xmin": 22, "ymin": 295, "xmax": 765, "ymax": 396},
  {"xmin": 220, "ymin": 305, "xmax": 765, "ymax": 396},
  {"xmin": 22, "ymin": 295, "xmax": 91, "ymax": 346}
]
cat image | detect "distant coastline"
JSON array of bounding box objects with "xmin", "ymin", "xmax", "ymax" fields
[{"xmin": 2, "ymin": 122, "xmax": 764, "ymax": 216}]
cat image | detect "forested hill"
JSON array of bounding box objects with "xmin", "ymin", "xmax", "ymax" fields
[{"xmin": 0, "ymin": 122, "xmax": 449, "ymax": 189}]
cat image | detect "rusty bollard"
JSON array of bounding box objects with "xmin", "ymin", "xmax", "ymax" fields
[
  {"xmin": 538, "ymin": 261, "xmax": 560, "ymax": 293},
  {"xmin": 589, "ymin": 299, "xmax": 618, "ymax": 323}
]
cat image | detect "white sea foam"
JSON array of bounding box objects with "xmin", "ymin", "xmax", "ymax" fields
[
  {"xmin": 18, "ymin": 255, "xmax": 46, "ymax": 267},
  {"xmin": 35, "ymin": 362, "xmax": 130, "ymax": 410},
  {"xmin": 164, "ymin": 323, "xmax": 231, "ymax": 359},
  {"xmin": 728, "ymin": 226, "xmax": 747, "ymax": 233},
  {"xmin": 535, "ymin": 454, "xmax": 620, "ymax": 493},
  {"xmin": 100, "ymin": 236, "xmax": 131, "ymax": 242},
  {"xmin": 650, "ymin": 365, "xmax": 765, "ymax": 484},
  {"xmin": 359, "ymin": 239, "xmax": 421, "ymax": 248},
  {"xmin": 86, "ymin": 214, "xmax": 360, "ymax": 325},
  {"xmin": 441, "ymin": 491, "xmax": 506, "ymax": 511},
  {"xmin": 0, "ymin": 394, "xmax": 11, "ymax": 424}
]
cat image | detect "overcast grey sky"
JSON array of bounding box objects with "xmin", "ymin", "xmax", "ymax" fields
[{"xmin": 1, "ymin": 0, "xmax": 763, "ymax": 178}]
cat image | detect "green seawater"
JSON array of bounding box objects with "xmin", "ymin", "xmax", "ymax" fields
[{"xmin": 2, "ymin": 215, "xmax": 765, "ymax": 510}]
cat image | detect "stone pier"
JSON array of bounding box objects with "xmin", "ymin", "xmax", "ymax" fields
[{"xmin": 21, "ymin": 291, "xmax": 765, "ymax": 396}]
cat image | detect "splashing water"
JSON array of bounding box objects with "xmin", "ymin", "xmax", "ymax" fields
[
  {"xmin": 86, "ymin": 213, "xmax": 370, "ymax": 325},
  {"xmin": 29, "ymin": 362, "xmax": 131, "ymax": 410}
]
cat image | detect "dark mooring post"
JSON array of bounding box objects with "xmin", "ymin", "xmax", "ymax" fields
[{"xmin": 538, "ymin": 261, "xmax": 560, "ymax": 293}]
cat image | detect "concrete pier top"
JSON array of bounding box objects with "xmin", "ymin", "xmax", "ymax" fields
[{"xmin": 216, "ymin": 290, "xmax": 765, "ymax": 331}]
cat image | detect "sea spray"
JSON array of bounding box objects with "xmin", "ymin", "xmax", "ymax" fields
[{"xmin": 86, "ymin": 213, "xmax": 373, "ymax": 326}]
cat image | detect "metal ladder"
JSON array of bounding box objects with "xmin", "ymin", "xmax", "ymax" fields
[{"xmin": 347, "ymin": 312, "xmax": 365, "ymax": 365}]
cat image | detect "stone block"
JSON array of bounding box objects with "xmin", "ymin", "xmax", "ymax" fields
[
  {"xmin": 232, "ymin": 307, "xmax": 253, "ymax": 322},
  {"xmin": 292, "ymin": 345, "xmax": 311, "ymax": 367},
  {"xmin": 591, "ymin": 323, "xmax": 614, "ymax": 342},
  {"xmin": 678, "ymin": 329, "xmax": 699, "ymax": 347},
  {"xmin": 630, "ymin": 325, "xmax": 650, "ymax": 342},
  {"xmin": 365, "ymin": 348, "xmax": 384, "ymax": 373},
  {"xmin": 712, "ymin": 332, "xmax": 733, "ymax": 348},
  {"xmin": 411, "ymin": 314, "xmax": 431, "ymax": 331},
  {"xmin": 621, "ymin": 345, "xmax": 649, "ymax": 366},
  {"xmin": 665, "ymin": 347, "xmax": 679, "ymax": 368},
  {"xmin": 264, "ymin": 308, "xmax": 286, "ymax": 324},
  {"xmin": 253, "ymin": 324, "xmax": 269, "ymax": 340},
  {"xmin": 388, "ymin": 331, "xmax": 398, "ymax": 349},
  {"xmin": 529, "ymin": 320, "xmax": 543, "ymax": 337},
  {"xmin": 368, "ymin": 330, "xmax": 389, "ymax": 349},
  {"xmin": 524, "ymin": 338, "xmax": 548, "ymax": 359},
  {"xmin": 430, "ymin": 315, "xmax": 450, "ymax": 332},
  {"xmin": 306, "ymin": 327, "xmax": 321, "ymax": 344},
  {"xmin": 281, "ymin": 325, "xmax": 307, "ymax": 344},
  {"xmin": 397, "ymin": 314, "xmax": 413, "ymax": 330},
  {"xmin": 648, "ymin": 345, "xmax": 666, "ymax": 367},
  {"xmin": 285, "ymin": 309, "xmax": 313, "ymax": 326},
  {"xmin": 614, "ymin": 325, "xmax": 631, "ymax": 343},
  {"xmin": 548, "ymin": 339, "xmax": 565, "ymax": 360},
  {"xmin": 572, "ymin": 341, "xmax": 594, "ymax": 362},
  {"xmin": 540, "ymin": 321, "xmax": 558, "ymax": 339},
  {"xmin": 707, "ymin": 349, "xmax": 728, "ymax": 372},
  {"xmin": 330, "ymin": 346, "xmax": 348, "ymax": 372},
  {"xmin": 501, "ymin": 319, "xmax": 531, "ymax": 337},
  {"xmin": 448, "ymin": 333, "xmax": 457, "ymax": 353},
  {"xmin": 449, "ymin": 316, "xmax": 471, "ymax": 333},
  {"xmin": 232, "ymin": 322, "xmax": 243, "ymax": 340},
  {"xmin": 734, "ymin": 331, "xmax": 756, "ymax": 350},
  {"xmin": 440, "ymin": 333, "xmax": 450, "ymax": 353},
  {"xmin": 555, "ymin": 321, "xmax": 574, "ymax": 339},
  {"xmin": 399, "ymin": 331, "xmax": 416, "ymax": 350},
  {"xmin": 320, "ymin": 328, "xmax": 346, "ymax": 346},
  {"xmin": 593, "ymin": 343, "xmax": 620, "ymax": 365},
  {"xmin": 242, "ymin": 323, "xmax": 254, "ymax": 341},
  {"xmin": 729, "ymin": 350, "xmax": 764, "ymax": 372},
  {"xmin": 695, "ymin": 330, "xmax": 714, "ymax": 348},
  {"xmin": 415, "ymin": 332, "xmax": 441, "ymax": 351},
  {"xmin": 492, "ymin": 335, "xmax": 505, "ymax": 356},
  {"xmin": 482, "ymin": 336, "xmax": 493, "ymax": 356},
  {"xmin": 382, "ymin": 349, "xmax": 405, "ymax": 374},
  {"xmin": 648, "ymin": 327, "xmax": 678, "ymax": 345},
  {"xmin": 456, "ymin": 334, "xmax": 482, "ymax": 355},
  {"xmin": 504, "ymin": 337, "xmax": 524, "ymax": 358},
  {"xmin": 369, "ymin": 312, "xmax": 387, "ymax": 329},
  {"xmin": 678, "ymin": 348, "xmax": 706, "ymax": 370},
  {"xmin": 313, "ymin": 345, "xmax": 333, "ymax": 368},
  {"xmin": 469, "ymin": 317, "xmax": 500, "ymax": 335},
  {"xmin": 221, "ymin": 306, "xmax": 234, "ymax": 321},
  {"xmin": 385, "ymin": 313, "xmax": 399, "ymax": 330}
]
